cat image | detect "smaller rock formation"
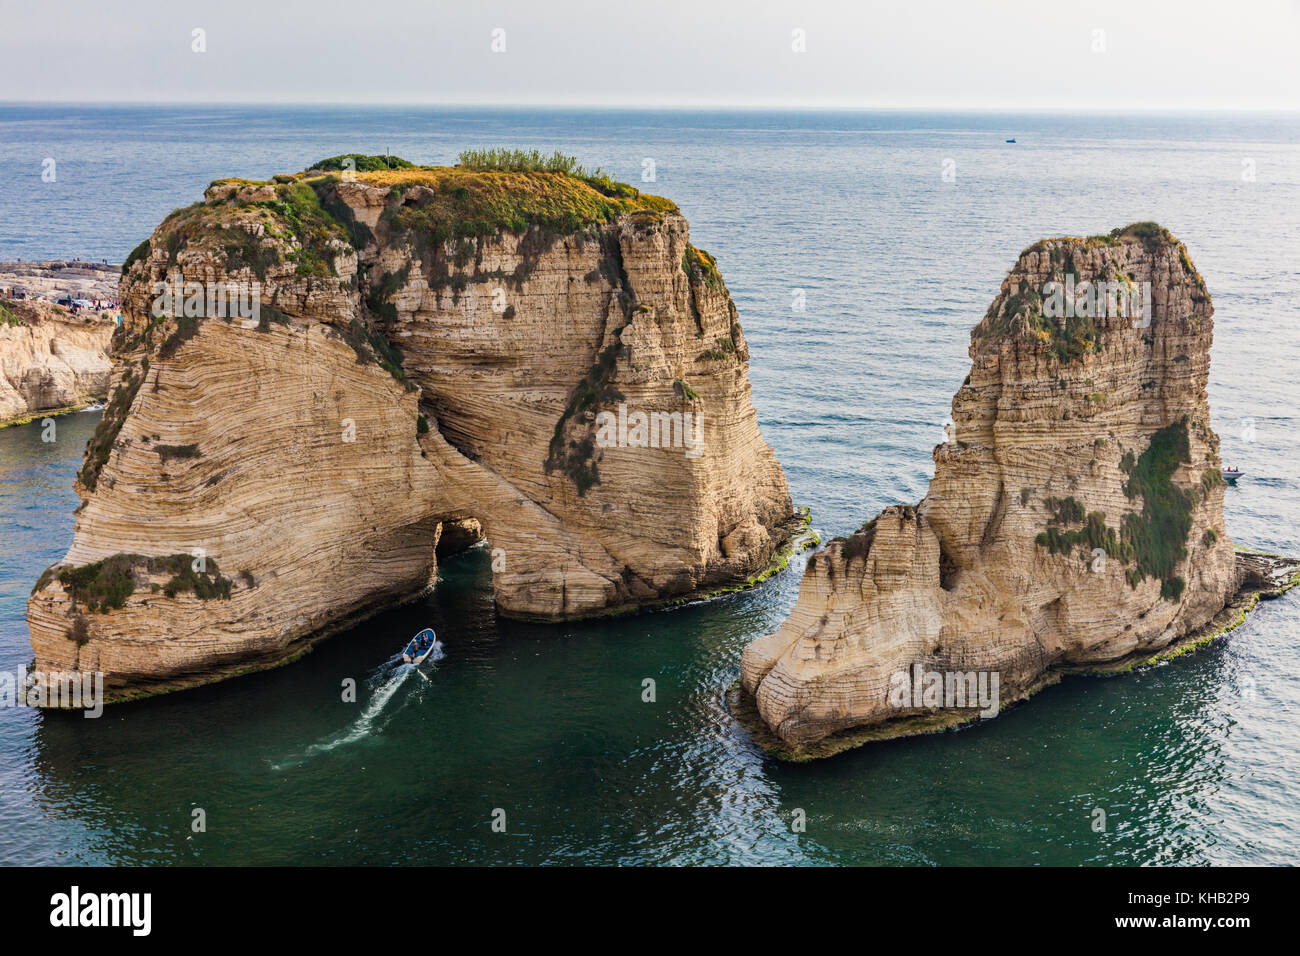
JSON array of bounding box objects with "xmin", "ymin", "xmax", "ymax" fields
[{"xmin": 739, "ymin": 223, "xmax": 1295, "ymax": 759}]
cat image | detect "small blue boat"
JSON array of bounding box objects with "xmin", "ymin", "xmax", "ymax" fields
[
  {"xmin": 1005, "ymin": 138, "xmax": 1016, "ymax": 143},
  {"xmin": 402, "ymin": 628, "xmax": 438, "ymax": 664}
]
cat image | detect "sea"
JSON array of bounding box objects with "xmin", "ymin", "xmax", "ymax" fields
[{"xmin": 1, "ymin": 104, "xmax": 1298, "ymax": 864}]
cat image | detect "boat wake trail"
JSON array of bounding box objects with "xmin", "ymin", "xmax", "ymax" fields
[{"xmin": 269, "ymin": 641, "xmax": 445, "ymax": 770}]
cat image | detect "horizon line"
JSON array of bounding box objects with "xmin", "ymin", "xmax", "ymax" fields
[{"xmin": 2, "ymin": 98, "xmax": 1298, "ymax": 115}]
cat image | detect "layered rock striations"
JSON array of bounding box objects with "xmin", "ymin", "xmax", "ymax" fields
[
  {"xmin": 741, "ymin": 224, "xmax": 1250, "ymax": 757},
  {"xmin": 27, "ymin": 156, "xmax": 792, "ymax": 700}
]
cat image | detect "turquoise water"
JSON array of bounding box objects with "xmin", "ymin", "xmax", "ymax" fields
[{"xmin": 1, "ymin": 107, "xmax": 1298, "ymax": 864}]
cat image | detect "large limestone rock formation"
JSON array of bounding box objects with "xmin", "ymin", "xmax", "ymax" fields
[
  {"xmin": 27, "ymin": 157, "xmax": 792, "ymax": 700},
  {"xmin": 1, "ymin": 299, "xmax": 114, "ymax": 426},
  {"xmin": 741, "ymin": 224, "xmax": 1242, "ymax": 756}
]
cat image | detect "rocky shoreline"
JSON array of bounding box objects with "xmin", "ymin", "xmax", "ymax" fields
[
  {"xmin": 0, "ymin": 259, "xmax": 120, "ymax": 299},
  {"xmin": 1, "ymin": 300, "xmax": 116, "ymax": 428},
  {"xmin": 1, "ymin": 260, "xmax": 120, "ymax": 427}
]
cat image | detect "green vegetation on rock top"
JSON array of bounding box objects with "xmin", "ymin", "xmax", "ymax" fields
[
  {"xmin": 310, "ymin": 154, "xmax": 415, "ymax": 172},
  {"xmin": 246, "ymin": 151, "xmax": 674, "ymax": 254},
  {"xmin": 134, "ymin": 178, "xmax": 350, "ymax": 291},
  {"xmin": 371, "ymin": 164, "xmax": 676, "ymax": 253},
  {"xmin": 1017, "ymin": 222, "xmax": 1172, "ymax": 259},
  {"xmin": 247, "ymin": 180, "xmax": 351, "ymax": 277},
  {"xmin": 457, "ymin": 149, "xmax": 598, "ymax": 174},
  {"xmin": 983, "ymin": 222, "xmax": 1210, "ymax": 364},
  {"xmin": 136, "ymin": 152, "xmax": 676, "ymax": 289},
  {"xmin": 455, "ymin": 149, "xmax": 640, "ymax": 198}
]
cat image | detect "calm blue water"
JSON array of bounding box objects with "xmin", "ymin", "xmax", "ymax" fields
[{"xmin": 1, "ymin": 105, "xmax": 1298, "ymax": 864}]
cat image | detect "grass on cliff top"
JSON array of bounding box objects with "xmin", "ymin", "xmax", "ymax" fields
[
  {"xmin": 301, "ymin": 151, "xmax": 676, "ymax": 244},
  {"xmin": 246, "ymin": 180, "xmax": 352, "ymax": 276},
  {"xmin": 368, "ymin": 169, "xmax": 677, "ymax": 249},
  {"xmin": 122, "ymin": 238, "xmax": 151, "ymax": 274},
  {"xmin": 978, "ymin": 222, "xmax": 1209, "ymax": 364},
  {"xmin": 1017, "ymin": 222, "xmax": 1174, "ymax": 259},
  {"xmin": 456, "ymin": 149, "xmax": 643, "ymax": 200},
  {"xmin": 1017, "ymin": 222, "xmax": 1206, "ymax": 291},
  {"xmin": 457, "ymin": 149, "xmax": 595, "ymax": 174},
  {"xmin": 156, "ymin": 179, "xmax": 351, "ymax": 281},
  {"xmin": 147, "ymin": 152, "xmax": 675, "ymax": 282}
]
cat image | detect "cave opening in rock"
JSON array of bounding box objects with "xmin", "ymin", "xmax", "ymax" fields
[{"xmin": 435, "ymin": 517, "xmax": 486, "ymax": 561}]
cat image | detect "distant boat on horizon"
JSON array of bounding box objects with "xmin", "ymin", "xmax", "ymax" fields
[{"xmin": 1006, "ymin": 138, "xmax": 1017, "ymax": 143}]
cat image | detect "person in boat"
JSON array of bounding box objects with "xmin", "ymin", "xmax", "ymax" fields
[{"xmin": 409, "ymin": 629, "xmax": 435, "ymax": 659}]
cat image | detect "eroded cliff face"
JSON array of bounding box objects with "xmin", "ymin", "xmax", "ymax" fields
[
  {"xmin": 27, "ymin": 161, "xmax": 791, "ymax": 700},
  {"xmin": 741, "ymin": 225, "xmax": 1237, "ymax": 756},
  {"xmin": 1, "ymin": 300, "xmax": 114, "ymax": 426}
]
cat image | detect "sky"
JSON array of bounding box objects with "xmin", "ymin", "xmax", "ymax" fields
[{"xmin": 2, "ymin": 0, "xmax": 1298, "ymax": 110}]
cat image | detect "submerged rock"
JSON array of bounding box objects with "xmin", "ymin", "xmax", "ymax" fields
[
  {"xmin": 740, "ymin": 223, "xmax": 1276, "ymax": 758},
  {"xmin": 27, "ymin": 158, "xmax": 792, "ymax": 702}
]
